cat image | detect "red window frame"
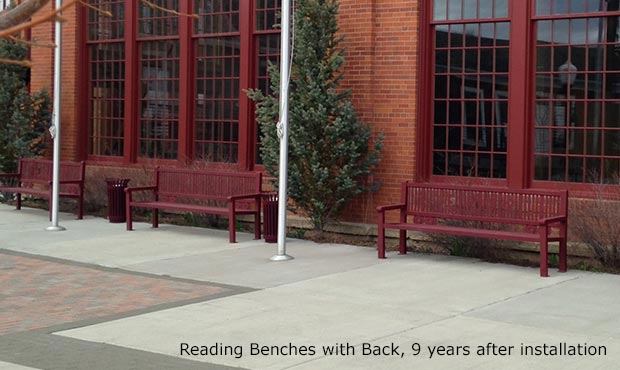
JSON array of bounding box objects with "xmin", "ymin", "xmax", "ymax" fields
[
  {"xmin": 193, "ymin": 1, "xmax": 243, "ymax": 164},
  {"xmin": 419, "ymin": 0, "xmax": 620, "ymax": 191},
  {"xmin": 85, "ymin": 0, "xmax": 126, "ymax": 161},
  {"xmin": 82, "ymin": 0, "xmax": 280, "ymax": 169},
  {"xmin": 253, "ymin": 0, "xmax": 281, "ymax": 165},
  {"xmin": 136, "ymin": 17, "xmax": 181, "ymax": 162},
  {"xmin": 424, "ymin": 0, "xmax": 511, "ymax": 186}
]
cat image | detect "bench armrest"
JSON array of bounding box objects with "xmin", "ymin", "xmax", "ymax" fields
[
  {"xmin": 227, "ymin": 192, "xmax": 263, "ymax": 202},
  {"xmin": 538, "ymin": 216, "xmax": 567, "ymax": 225},
  {"xmin": 124, "ymin": 186, "xmax": 157, "ymax": 194},
  {"xmin": 376, "ymin": 203, "xmax": 406, "ymax": 213},
  {"xmin": 125, "ymin": 186, "xmax": 158, "ymax": 203}
]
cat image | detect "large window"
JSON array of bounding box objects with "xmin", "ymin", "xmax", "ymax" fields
[
  {"xmin": 425, "ymin": 0, "xmax": 620, "ymax": 185},
  {"xmin": 87, "ymin": 0, "xmax": 126, "ymax": 157},
  {"xmin": 254, "ymin": 0, "xmax": 281, "ymax": 164},
  {"xmin": 85, "ymin": 0, "xmax": 280, "ymax": 167},
  {"xmin": 432, "ymin": 0, "xmax": 510, "ymax": 178},
  {"xmin": 534, "ymin": 0, "xmax": 620, "ymax": 183},
  {"xmin": 194, "ymin": 0, "xmax": 241, "ymax": 163},
  {"xmin": 138, "ymin": 1, "xmax": 180, "ymax": 160}
]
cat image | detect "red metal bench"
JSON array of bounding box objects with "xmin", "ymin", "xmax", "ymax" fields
[
  {"xmin": 125, "ymin": 167, "xmax": 265, "ymax": 243},
  {"xmin": 0, "ymin": 158, "xmax": 85, "ymax": 220},
  {"xmin": 377, "ymin": 182, "xmax": 568, "ymax": 277}
]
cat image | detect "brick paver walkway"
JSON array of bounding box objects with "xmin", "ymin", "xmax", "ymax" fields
[
  {"xmin": 0, "ymin": 250, "xmax": 249, "ymax": 369},
  {"xmin": 0, "ymin": 253, "xmax": 226, "ymax": 335}
]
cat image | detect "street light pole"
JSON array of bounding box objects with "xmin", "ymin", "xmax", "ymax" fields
[
  {"xmin": 271, "ymin": 0, "xmax": 293, "ymax": 261},
  {"xmin": 46, "ymin": 0, "xmax": 65, "ymax": 232}
]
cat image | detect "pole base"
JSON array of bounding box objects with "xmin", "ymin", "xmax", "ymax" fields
[
  {"xmin": 45, "ymin": 225, "xmax": 66, "ymax": 231},
  {"xmin": 270, "ymin": 254, "xmax": 294, "ymax": 262}
]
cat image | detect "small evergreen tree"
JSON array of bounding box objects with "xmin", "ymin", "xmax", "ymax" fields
[
  {"xmin": 0, "ymin": 38, "xmax": 51, "ymax": 175},
  {"xmin": 248, "ymin": 0, "xmax": 383, "ymax": 231}
]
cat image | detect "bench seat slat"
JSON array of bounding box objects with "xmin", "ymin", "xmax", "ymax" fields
[
  {"xmin": 130, "ymin": 201, "xmax": 258, "ymax": 215},
  {"xmin": 383, "ymin": 222, "xmax": 563, "ymax": 243},
  {"xmin": 0, "ymin": 186, "xmax": 80, "ymax": 197},
  {"xmin": 406, "ymin": 212, "xmax": 545, "ymax": 226}
]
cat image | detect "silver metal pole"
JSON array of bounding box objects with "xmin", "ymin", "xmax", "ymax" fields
[
  {"xmin": 46, "ymin": 0, "xmax": 65, "ymax": 231},
  {"xmin": 271, "ymin": 0, "xmax": 293, "ymax": 261}
]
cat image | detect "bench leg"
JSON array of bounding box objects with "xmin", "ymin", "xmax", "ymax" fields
[
  {"xmin": 539, "ymin": 228, "xmax": 549, "ymax": 277},
  {"xmin": 77, "ymin": 196, "xmax": 84, "ymax": 220},
  {"xmin": 378, "ymin": 229, "xmax": 386, "ymax": 259},
  {"xmin": 126, "ymin": 205, "xmax": 133, "ymax": 231},
  {"xmin": 377, "ymin": 218, "xmax": 386, "ymax": 259},
  {"xmin": 152, "ymin": 209, "xmax": 159, "ymax": 228},
  {"xmin": 558, "ymin": 223, "xmax": 567, "ymax": 272},
  {"xmin": 399, "ymin": 230, "xmax": 407, "ymax": 255},
  {"xmin": 377, "ymin": 210, "xmax": 387, "ymax": 259},
  {"xmin": 16, "ymin": 193, "xmax": 21, "ymax": 210},
  {"xmin": 254, "ymin": 211, "xmax": 261, "ymax": 240},
  {"xmin": 559, "ymin": 239, "xmax": 567, "ymax": 273},
  {"xmin": 229, "ymin": 214, "xmax": 236, "ymax": 243}
]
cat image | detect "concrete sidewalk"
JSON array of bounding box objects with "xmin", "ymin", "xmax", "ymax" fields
[{"xmin": 1, "ymin": 203, "xmax": 619, "ymax": 370}]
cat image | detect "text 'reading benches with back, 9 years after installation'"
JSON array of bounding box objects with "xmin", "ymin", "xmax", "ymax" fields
[
  {"xmin": 376, "ymin": 182, "xmax": 568, "ymax": 277},
  {"xmin": 0, "ymin": 158, "xmax": 85, "ymax": 220},
  {"xmin": 124, "ymin": 167, "xmax": 266, "ymax": 243}
]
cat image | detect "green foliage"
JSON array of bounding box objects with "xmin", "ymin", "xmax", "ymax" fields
[
  {"xmin": 0, "ymin": 38, "xmax": 51, "ymax": 174},
  {"xmin": 288, "ymin": 228, "xmax": 307, "ymax": 239},
  {"xmin": 247, "ymin": 0, "xmax": 383, "ymax": 231}
]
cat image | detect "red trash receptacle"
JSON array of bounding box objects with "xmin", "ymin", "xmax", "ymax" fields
[
  {"xmin": 106, "ymin": 178, "xmax": 130, "ymax": 223},
  {"xmin": 263, "ymin": 193, "xmax": 278, "ymax": 243}
]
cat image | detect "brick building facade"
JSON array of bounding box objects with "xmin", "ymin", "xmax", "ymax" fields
[{"xmin": 26, "ymin": 0, "xmax": 620, "ymax": 225}]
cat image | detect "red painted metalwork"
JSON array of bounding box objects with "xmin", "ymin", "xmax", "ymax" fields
[
  {"xmin": 506, "ymin": 0, "xmax": 532, "ymax": 188},
  {"xmin": 0, "ymin": 158, "xmax": 86, "ymax": 220},
  {"xmin": 423, "ymin": 1, "xmax": 620, "ymax": 190},
  {"xmin": 77, "ymin": 3, "xmax": 90, "ymax": 161},
  {"xmin": 105, "ymin": 178, "xmax": 130, "ymax": 222},
  {"xmin": 82, "ymin": 0, "xmax": 281, "ymax": 168},
  {"xmin": 531, "ymin": 4, "xmax": 620, "ymax": 184},
  {"xmin": 262, "ymin": 192, "xmax": 278, "ymax": 243},
  {"xmin": 376, "ymin": 182, "xmax": 568, "ymax": 277},
  {"xmin": 193, "ymin": 0, "xmax": 242, "ymax": 164},
  {"xmin": 416, "ymin": 0, "xmax": 433, "ymax": 182},
  {"xmin": 430, "ymin": 0, "xmax": 511, "ymax": 180},
  {"xmin": 137, "ymin": 0, "xmax": 180, "ymax": 160},
  {"xmin": 124, "ymin": 168, "xmax": 265, "ymax": 243},
  {"xmin": 177, "ymin": 1, "xmax": 193, "ymax": 164},
  {"xmin": 253, "ymin": 0, "xmax": 281, "ymax": 165},
  {"xmin": 238, "ymin": 1, "xmax": 253, "ymax": 169},
  {"xmin": 86, "ymin": 0, "xmax": 126, "ymax": 158},
  {"xmin": 124, "ymin": 0, "xmax": 138, "ymax": 163}
]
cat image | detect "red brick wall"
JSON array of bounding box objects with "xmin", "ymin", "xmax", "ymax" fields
[
  {"xmin": 29, "ymin": 1, "xmax": 422, "ymax": 225},
  {"xmin": 30, "ymin": 2, "xmax": 80, "ymax": 162},
  {"xmin": 339, "ymin": 0, "xmax": 420, "ymax": 224}
]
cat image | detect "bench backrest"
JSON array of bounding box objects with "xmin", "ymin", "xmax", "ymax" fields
[
  {"xmin": 19, "ymin": 158, "xmax": 85, "ymax": 186},
  {"xmin": 155, "ymin": 167, "xmax": 262, "ymax": 202},
  {"xmin": 403, "ymin": 182, "xmax": 568, "ymax": 224}
]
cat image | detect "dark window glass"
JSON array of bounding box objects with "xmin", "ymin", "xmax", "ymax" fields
[
  {"xmin": 432, "ymin": 15, "xmax": 509, "ymax": 178},
  {"xmin": 534, "ymin": 13, "xmax": 620, "ymax": 182},
  {"xmin": 89, "ymin": 42, "xmax": 125, "ymax": 156},
  {"xmin": 138, "ymin": 40, "xmax": 181, "ymax": 160}
]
